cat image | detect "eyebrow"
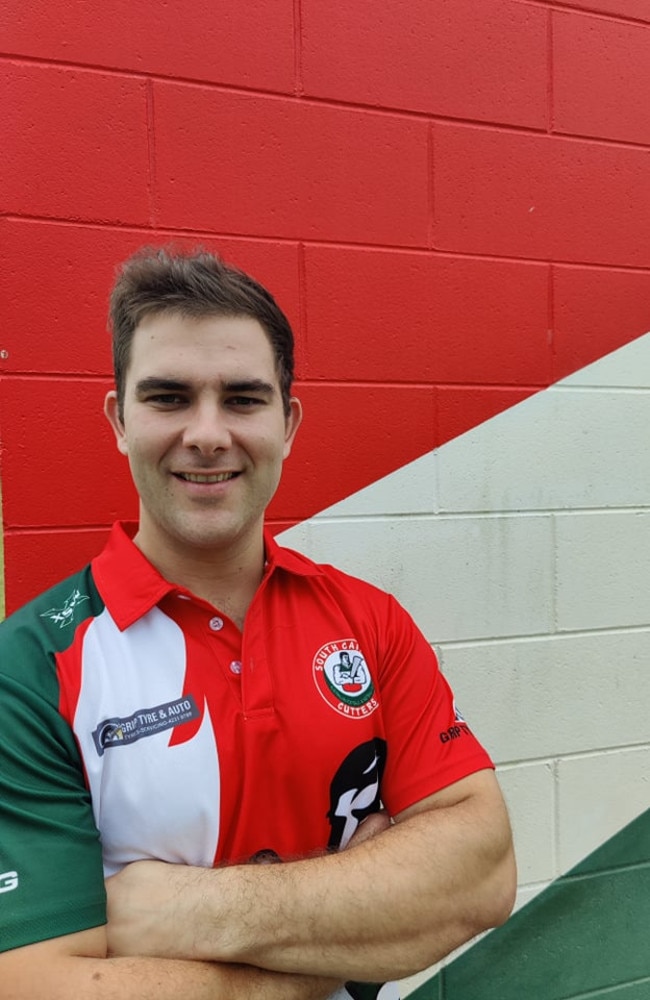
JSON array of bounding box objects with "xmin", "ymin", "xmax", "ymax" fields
[
  {"xmin": 135, "ymin": 378, "xmax": 189, "ymax": 395},
  {"xmin": 134, "ymin": 377, "xmax": 276, "ymax": 396},
  {"xmin": 222, "ymin": 379, "xmax": 275, "ymax": 396}
]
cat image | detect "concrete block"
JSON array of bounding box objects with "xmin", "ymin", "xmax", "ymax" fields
[
  {"xmin": 270, "ymin": 384, "xmax": 436, "ymax": 524},
  {"xmin": 557, "ymin": 0, "xmax": 650, "ymax": 19},
  {"xmin": 0, "ymin": 377, "xmax": 136, "ymax": 529},
  {"xmin": 497, "ymin": 763, "xmax": 556, "ymax": 883},
  {"xmin": 556, "ymin": 330, "xmax": 650, "ymax": 388},
  {"xmin": 4, "ymin": 528, "xmax": 111, "ymax": 613},
  {"xmin": 435, "ymin": 383, "xmax": 650, "ymax": 512},
  {"xmin": 282, "ymin": 514, "xmax": 554, "ymax": 643},
  {"xmin": 437, "ymin": 386, "xmax": 537, "ymax": 445},
  {"xmin": 0, "ymin": 219, "xmax": 301, "ymax": 377},
  {"xmin": 154, "ymin": 83, "xmax": 429, "ymax": 246},
  {"xmin": 0, "ymin": 0, "xmax": 294, "ymax": 93},
  {"xmin": 301, "ymin": 0, "xmax": 547, "ymax": 128},
  {"xmin": 555, "ymin": 511, "xmax": 650, "ymax": 631},
  {"xmin": 553, "ymin": 268, "xmax": 650, "ymax": 383},
  {"xmin": 302, "ymin": 247, "xmax": 550, "ymax": 386},
  {"xmin": 440, "ymin": 630, "xmax": 650, "ymax": 764},
  {"xmin": 554, "ymin": 10, "xmax": 650, "ymax": 143},
  {"xmin": 513, "ymin": 883, "xmax": 549, "ymax": 913},
  {"xmin": 433, "ymin": 123, "xmax": 650, "ymax": 267},
  {"xmin": 1, "ymin": 62, "xmax": 149, "ymax": 225},
  {"xmin": 557, "ymin": 748, "xmax": 650, "ymax": 871},
  {"xmin": 312, "ymin": 452, "xmax": 438, "ymax": 519}
]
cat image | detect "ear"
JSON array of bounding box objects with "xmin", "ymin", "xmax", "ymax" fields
[
  {"xmin": 104, "ymin": 390, "xmax": 129, "ymax": 456},
  {"xmin": 282, "ymin": 396, "xmax": 303, "ymax": 460}
]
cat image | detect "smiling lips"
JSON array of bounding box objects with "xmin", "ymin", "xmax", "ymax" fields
[{"xmin": 175, "ymin": 472, "xmax": 239, "ymax": 484}]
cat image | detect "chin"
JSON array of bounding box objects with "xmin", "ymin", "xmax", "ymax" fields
[{"xmin": 173, "ymin": 518, "xmax": 252, "ymax": 551}]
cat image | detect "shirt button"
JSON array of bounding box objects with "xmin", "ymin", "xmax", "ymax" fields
[
  {"xmin": 230, "ymin": 660, "xmax": 242, "ymax": 675},
  {"xmin": 209, "ymin": 616, "xmax": 224, "ymax": 631}
]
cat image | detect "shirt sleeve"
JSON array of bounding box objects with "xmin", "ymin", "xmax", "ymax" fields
[
  {"xmin": 0, "ymin": 618, "xmax": 106, "ymax": 953},
  {"xmin": 374, "ymin": 594, "xmax": 493, "ymax": 817}
]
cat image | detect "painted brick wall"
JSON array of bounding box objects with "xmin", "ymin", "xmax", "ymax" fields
[
  {"xmin": 1, "ymin": 3, "xmax": 650, "ymax": 996},
  {"xmin": 2, "ymin": 0, "xmax": 650, "ymax": 611}
]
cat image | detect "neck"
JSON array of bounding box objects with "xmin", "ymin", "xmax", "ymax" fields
[{"xmin": 133, "ymin": 527, "xmax": 266, "ymax": 628}]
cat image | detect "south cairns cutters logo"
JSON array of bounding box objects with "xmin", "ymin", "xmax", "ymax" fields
[{"xmin": 313, "ymin": 639, "xmax": 378, "ymax": 718}]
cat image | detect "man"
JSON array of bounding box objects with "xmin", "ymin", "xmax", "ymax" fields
[{"xmin": 0, "ymin": 247, "xmax": 516, "ymax": 998}]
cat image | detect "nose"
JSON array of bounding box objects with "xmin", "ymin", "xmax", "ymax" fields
[{"xmin": 182, "ymin": 400, "xmax": 232, "ymax": 454}]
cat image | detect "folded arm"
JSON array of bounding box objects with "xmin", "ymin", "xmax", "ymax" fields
[
  {"xmin": 0, "ymin": 927, "xmax": 341, "ymax": 1000},
  {"xmin": 106, "ymin": 768, "xmax": 516, "ymax": 982}
]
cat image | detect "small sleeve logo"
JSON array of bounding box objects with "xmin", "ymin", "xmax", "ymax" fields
[
  {"xmin": 39, "ymin": 588, "xmax": 89, "ymax": 628},
  {"xmin": 0, "ymin": 871, "xmax": 19, "ymax": 894}
]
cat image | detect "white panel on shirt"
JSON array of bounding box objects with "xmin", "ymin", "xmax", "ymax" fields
[{"xmin": 73, "ymin": 605, "xmax": 220, "ymax": 876}]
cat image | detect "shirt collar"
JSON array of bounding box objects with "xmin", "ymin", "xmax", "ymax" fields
[
  {"xmin": 262, "ymin": 530, "xmax": 323, "ymax": 578},
  {"xmin": 92, "ymin": 521, "xmax": 322, "ymax": 631}
]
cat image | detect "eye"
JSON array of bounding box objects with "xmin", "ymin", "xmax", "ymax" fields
[
  {"xmin": 227, "ymin": 395, "xmax": 266, "ymax": 408},
  {"xmin": 146, "ymin": 393, "xmax": 187, "ymax": 407}
]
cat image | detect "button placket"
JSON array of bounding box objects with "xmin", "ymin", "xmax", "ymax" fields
[{"xmin": 239, "ymin": 595, "xmax": 275, "ymax": 717}]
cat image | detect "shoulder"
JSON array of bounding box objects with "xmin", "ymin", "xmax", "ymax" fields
[
  {"xmin": 271, "ymin": 542, "xmax": 420, "ymax": 644},
  {"xmin": 0, "ymin": 564, "xmax": 102, "ymax": 682},
  {"xmin": 274, "ymin": 541, "xmax": 393, "ymax": 604}
]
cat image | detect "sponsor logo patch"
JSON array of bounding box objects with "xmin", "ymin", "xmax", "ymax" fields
[
  {"xmin": 92, "ymin": 695, "xmax": 200, "ymax": 756},
  {"xmin": 313, "ymin": 639, "xmax": 378, "ymax": 719}
]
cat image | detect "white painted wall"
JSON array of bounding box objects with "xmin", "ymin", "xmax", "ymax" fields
[{"xmin": 281, "ymin": 333, "xmax": 650, "ymax": 994}]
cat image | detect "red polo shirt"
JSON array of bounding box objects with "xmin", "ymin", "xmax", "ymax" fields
[{"xmin": 0, "ymin": 521, "xmax": 492, "ymax": 956}]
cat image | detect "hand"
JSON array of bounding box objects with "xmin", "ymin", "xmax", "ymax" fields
[
  {"xmin": 106, "ymin": 859, "xmax": 205, "ymax": 959},
  {"xmin": 345, "ymin": 810, "xmax": 391, "ymax": 849}
]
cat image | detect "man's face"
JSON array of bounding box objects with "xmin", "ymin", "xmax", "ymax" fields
[{"xmin": 104, "ymin": 312, "xmax": 301, "ymax": 566}]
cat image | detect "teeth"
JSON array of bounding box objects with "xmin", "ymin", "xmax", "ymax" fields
[{"xmin": 181, "ymin": 472, "xmax": 235, "ymax": 483}]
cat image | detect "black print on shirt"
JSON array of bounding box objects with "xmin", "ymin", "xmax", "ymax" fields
[{"xmin": 327, "ymin": 738, "xmax": 387, "ymax": 850}]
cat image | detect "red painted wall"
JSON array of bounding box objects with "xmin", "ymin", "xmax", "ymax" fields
[{"xmin": 2, "ymin": 0, "xmax": 650, "ymax": 612}]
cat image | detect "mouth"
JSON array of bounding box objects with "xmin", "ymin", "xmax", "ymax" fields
[{"xmin": 174, "ymin": 472, "xmax": 239, "ymax": 484}]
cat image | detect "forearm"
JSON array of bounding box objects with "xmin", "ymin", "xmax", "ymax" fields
[
  {"xmin": 27, "ymin": 959, "xmax": 336, "ymax": 1000},
  {"xmin": 1, "ymin": 931, "xmax": 340, "ymax": 1000},
  {"xmin": 94, "ymin": 959, "xmax": 339, "ymax": 1000},
  {"xmin": 107, "ymin": 771, "xmax": 515, "ymax": 982},
  {"xmin": 210, "ymin": 789, "xmax": 515, "ymax": 979}
]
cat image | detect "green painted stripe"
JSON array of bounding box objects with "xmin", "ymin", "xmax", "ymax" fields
[
  {"xmin": 565, "ymin": 978, "xmax": 650, "ymax": 999},
  {"xmin": 410, "ymin": 809, "xmax": 650, "ymax": 1000}
]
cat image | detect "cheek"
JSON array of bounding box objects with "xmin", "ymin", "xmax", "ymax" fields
[
  {"xmin": 122, "ymin": 434, "xmax": 162, "ymax": 477},
  {"xmin": 124, "ymin": 422, "xmax": 173, "ymax": 459}
]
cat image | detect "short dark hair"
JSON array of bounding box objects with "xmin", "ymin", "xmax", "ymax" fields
[{"xmin": 109, "ymin": 246, "xmax": 295, "ymax": 418}]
